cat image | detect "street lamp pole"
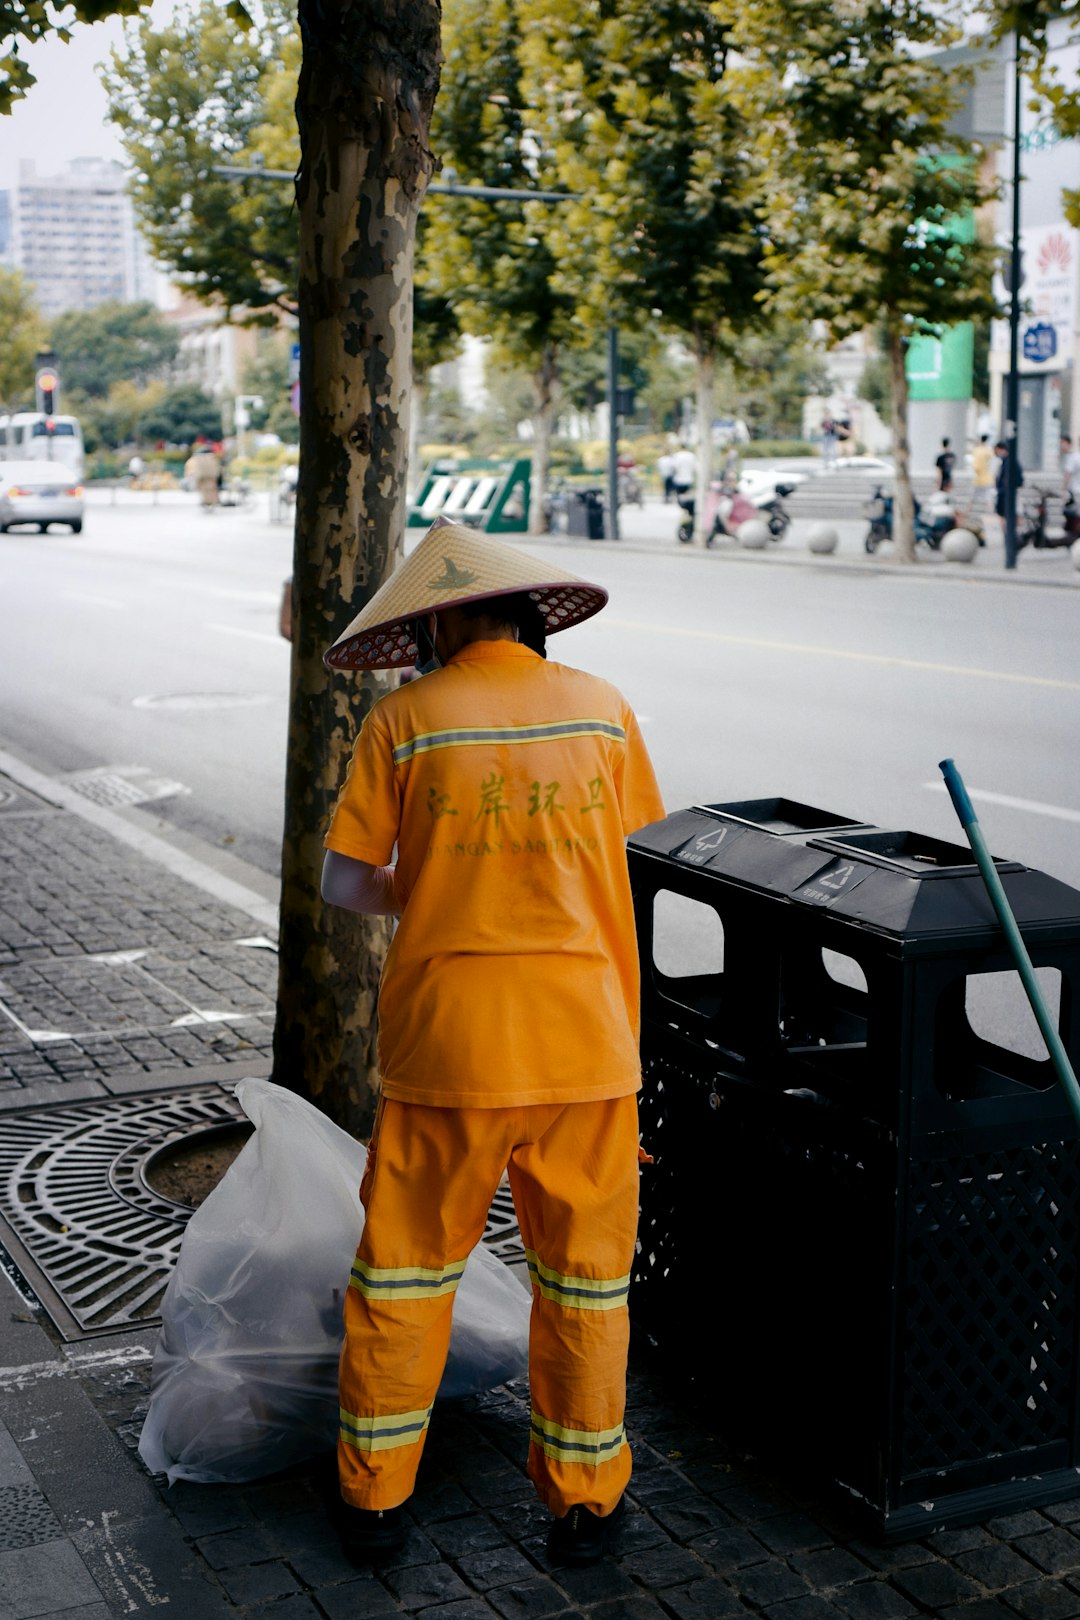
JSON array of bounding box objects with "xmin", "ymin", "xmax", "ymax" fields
[{"xmin": 1003, "ymin": 30, "xmax": 1023, "ymax": 570}]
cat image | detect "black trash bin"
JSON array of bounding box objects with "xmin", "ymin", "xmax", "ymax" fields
[
  {"xmin": 566, "ymin": 488, "xmax": 605, "ymax": 540},
  {"xmin": 628, "ymin": 798, "xmax": 1080, "ymax": 1540}
]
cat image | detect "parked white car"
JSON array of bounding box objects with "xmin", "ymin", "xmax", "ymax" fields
[{"xmin": 0, "ymin": 460, "xmax": 85, "ymax": 533}]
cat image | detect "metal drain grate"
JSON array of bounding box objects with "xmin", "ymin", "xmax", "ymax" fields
[
  {"xmin": 61, "ymin": 765, "xmax": 190, "ymax": 808},
  {"xmin": 0, "ymin": 1086, "xmax": 245, "ymax": 1340},
  {"xmin": 0, "ymin": 1086, "xmax": 525, "ymax": 1341}
]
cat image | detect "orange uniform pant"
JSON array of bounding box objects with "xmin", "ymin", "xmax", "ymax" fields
[{"xmin": 337, "ymin": 1094, "xmax": 640, "ymax": 1519}]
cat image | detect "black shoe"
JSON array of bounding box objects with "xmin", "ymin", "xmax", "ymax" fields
[
  {"xmin": 338, "ymin": 1501, "xmax": 407, "ymax": 1562},
  {"xmin": 547, "ymin": 1496, "xmax": 625, "ymax": 1567}
]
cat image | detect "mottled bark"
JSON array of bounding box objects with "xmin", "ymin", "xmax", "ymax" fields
[
  {"xmin": 528, "ymin": 340, "xmax": 558, "ymax": 537},
  {"xmin": 273, "ymin": 0, "xmax": 441, "ymax": 1137},
  {"xmin": 692, "ymin": 348, "xmax": 715, "ymax": 548},
  {"xmin": 888, "ymin": 320, "xmax": 917, "ymax": 565}
]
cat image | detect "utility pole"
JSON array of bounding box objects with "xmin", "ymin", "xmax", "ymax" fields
[{"xmin": 1003, "ymin": 31, "xmax": 1023, "ymax": 571}]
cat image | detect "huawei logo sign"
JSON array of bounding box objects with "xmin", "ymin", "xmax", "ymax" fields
[{"xmin": 1038, "ymin": 232, "xmax": 1072, "ymax": 273}]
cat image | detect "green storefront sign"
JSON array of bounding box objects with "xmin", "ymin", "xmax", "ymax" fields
[
  {"xmin": 905, "ymin": 154, "xmax": 976, "ymax": 402},
  {"xmin": 906, "ymin": 322, "xmax": 975, "ymax": 401}
]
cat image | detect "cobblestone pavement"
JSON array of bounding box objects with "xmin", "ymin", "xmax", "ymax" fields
[{"xmin": 5, "ymin": 746, "xmax": 1080, "ymax": 1619}]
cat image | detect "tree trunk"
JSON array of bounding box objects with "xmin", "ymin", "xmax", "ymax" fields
[
  {"xmin": 693, "ymin": 346, "xmax": 715, "ymax": 548},
  {"xmin": 273, "ymin": 0, "xmax": 440, "ymax": 1138},
  {"xmin": 529, "ymin": 339, "xmax": 558, "ymax": 536},
  {"xmin": 887, "ymin": 320, "xmax": 917, "ymax": 564}
]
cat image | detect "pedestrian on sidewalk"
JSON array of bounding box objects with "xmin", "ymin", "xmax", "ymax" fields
[
  {"xmin": 935, "ymin": 437, "xmax": 956, "ymax": 493},
  {"xmin": 184, "ymin": 439, "xmax": 221, "ymax": 510},
  {"xmin": 669, "ymin": 445, "xmax": 696, "ymax": 501},
  {"xmin": 994, "ymin": 438, "xmax": 1024, "ymax": 541},
  {"xmin": 969, "ymin": 433, "xmax": 994, "ymax": 513},
  {"xmin": 820, "ymin": 417, "xmax": 838, "ymax": 472},
  {"xmin": 320, "ymin": 518, "xmax": 665, "ymax": 1569},
  {"xmin": 1061, "ymin": 433, "xmax": 1080, "ymax": 505}
]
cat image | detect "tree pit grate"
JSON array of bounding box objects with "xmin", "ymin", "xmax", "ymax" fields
[{"xmin": 0, "ymin": 1084, "xmax": 525, "ymax": 1342}]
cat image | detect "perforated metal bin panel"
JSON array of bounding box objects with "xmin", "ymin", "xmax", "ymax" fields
[{"xmin": 629, "ymin": 801, "xmax": 1080, "ymax": 1540}]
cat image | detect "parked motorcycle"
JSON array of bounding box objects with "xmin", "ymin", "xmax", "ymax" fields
[
  {"xmin": 1017, "ymin": 488, "xmax": 1080, "ymax": 551},
  {"xmin": 677, "ymin": 476, "xmax": 795, "ymax": 545},
  {"xmin": 863, "ymin": 485, "xmax": 981, "ymax": 553}
]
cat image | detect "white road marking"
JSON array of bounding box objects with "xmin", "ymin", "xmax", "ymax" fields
[
  {"xmin": 207, "ymin": 622, "xmax": 284, "ymax": 646},
  {"xmin": 923, "ymin": 782, "xmax": 1080, "ymax": 824},
  {"xmin": 604, "ymin": 618, "xmax": 1080, "ymax": 693},
  {"xmin": 0, "ymin": 1345, "xmax": 153, "ymax": 1394}
]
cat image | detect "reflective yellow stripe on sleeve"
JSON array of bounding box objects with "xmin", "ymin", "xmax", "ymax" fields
[{"xmin": 525, "ymin": 1248, "xmax": 631, "ymax": 1311}]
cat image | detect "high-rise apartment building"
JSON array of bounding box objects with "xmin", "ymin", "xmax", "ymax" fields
[{"xmin": 0, "ymin": 158, "xmax": 159, "ymax": 317}]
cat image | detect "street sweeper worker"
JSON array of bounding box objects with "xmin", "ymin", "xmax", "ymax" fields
[{"xmin": 320, "ymin": 516, "xmax": 665, "ymax": 1568}]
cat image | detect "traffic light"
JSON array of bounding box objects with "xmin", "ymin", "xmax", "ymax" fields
[{"xmin": 35, "ymin": 366, "xmax": 59, "ymax": 416}]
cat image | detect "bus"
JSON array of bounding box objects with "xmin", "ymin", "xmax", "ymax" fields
[{"xmin": 0, "ymin": 412, "xmax": 85, "ymax": 480}]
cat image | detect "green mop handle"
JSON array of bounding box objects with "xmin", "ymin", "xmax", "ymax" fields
[{"xmin": 939, "ymin": 757, "xmax": 1080, "ymax": 1128}]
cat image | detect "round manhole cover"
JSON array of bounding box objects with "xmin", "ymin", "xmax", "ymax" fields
[{"xmin": 132, "ymin": 692, "xmax": 273, "ymax": 711}]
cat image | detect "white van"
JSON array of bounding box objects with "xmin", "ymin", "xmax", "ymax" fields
[{"xmin": 0, "ymin": 413, "xmax": 85, "ymax": 480}]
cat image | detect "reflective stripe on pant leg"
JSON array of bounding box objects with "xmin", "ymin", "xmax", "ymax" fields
[
  {"xmin": 509, "ymin": 1094, "xmax": 640, "ymax": 1519},
  {"xmin": 337, "ymin": 1099, "xmax": 513, "ymax": 1511}
]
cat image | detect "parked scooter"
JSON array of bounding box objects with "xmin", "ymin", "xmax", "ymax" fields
[
  {"xmin": 863, "ymin": 485, "xmax": 979, "ymax": 553},
  {"xmin": 677, "ymin": 476, "xmax": 794, "ymax": 545},
  {"xmin": 1017, "ymin": 488, "xmax": 1080, "ymax": 550}
]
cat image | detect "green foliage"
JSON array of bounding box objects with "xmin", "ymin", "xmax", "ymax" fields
[
  {"xmin": 140, "ymin": 382, "xmax": 223, "ymax": 445},
  {"xmin": 0, "ymin": 268, "xmax": 47, "ymax": 409},
  {"xmin": 0, "ymin": 0, "xmax": 151, "ymax": 111},
  {"xmin": 103, "ymin": 0, "xmax": 299, "ymax": 315},
  {"xmin": 69, "ymin": 378, "xmax": 221, "ymax": 449},
  {"xmin": 50, "ymin": 301, "xmax": 179, "ymax": 398},
  {"xmin": 721, "ymin": 324, "xmax": 831, "ymax": 440},
  {"xmin": 425, "ymin": 0, "xmax": 581, "ymax": 381},
  {"xmin": 520, "ymin": 0, "xmax": 767, "ymax": 361},
  {"xmin": 857, "ymin": 352, "xmax": 892, "ymax": 421},
  {"xmin": 728, "ymin": 0, "xmax": 1001, "ymax": 344},
  {"xmin": 239, "ymin": 332, "xmax": 300, "ymax": 442}
]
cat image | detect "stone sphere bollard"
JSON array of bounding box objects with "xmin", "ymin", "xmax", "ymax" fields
[
  {"xmin": 941, "ymin": 527, "xmax": 979, "ymax": 563},
  {"xmin": 807, "ymin": 523, "xmax": 839, "ymax": 554},
  {"xmin": 738, "ymin": 518, "xmax": 771, "ymax": 550},
  {"xmin": 1071, "ymin": 538, "xmax": 1080, "ymax": 572}
]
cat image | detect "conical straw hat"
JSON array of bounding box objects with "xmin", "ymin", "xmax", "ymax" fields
[{"xmin": 324, "ymin": 518, "xmax": 608, "ymax": 670}]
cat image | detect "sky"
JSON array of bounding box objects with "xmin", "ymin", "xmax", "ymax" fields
[{"xmin": 1, "ymin": 10, "xmax": 164, "ymax": 192}]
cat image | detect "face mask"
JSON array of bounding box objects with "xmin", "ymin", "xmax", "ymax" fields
[{"xmin": 413, "ymin": 617, "xmax": 442, "ymax": 676}]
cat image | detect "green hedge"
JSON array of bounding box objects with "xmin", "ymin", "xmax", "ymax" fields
[{"xmin": 743, "ymin": 439, "xmax": 816, "ymax": 459}]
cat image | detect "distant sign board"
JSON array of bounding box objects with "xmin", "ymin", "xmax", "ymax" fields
[{"xmin": 1023, "ymin": 322, "xmax": 1058, "ymax": 363}]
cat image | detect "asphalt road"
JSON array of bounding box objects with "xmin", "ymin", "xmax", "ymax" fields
[{"xmin": 2, "ymin": 484, "xmax": 1078, "ymax": 896}]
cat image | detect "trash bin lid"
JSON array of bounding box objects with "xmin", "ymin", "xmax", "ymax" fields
[{"xmin": 629, "ymin": 807, "xmax": 1080, "ymax": 946}]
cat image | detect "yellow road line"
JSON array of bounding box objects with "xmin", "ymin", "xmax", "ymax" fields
[{"xmin": 602, "ymin": 619, "xmax": 1080, "ymax": 693}]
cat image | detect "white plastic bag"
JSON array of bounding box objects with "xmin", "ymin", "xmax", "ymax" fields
[{"xmin": 138, "ymin": 1078, "xmax": 530, "ymax": 1485}]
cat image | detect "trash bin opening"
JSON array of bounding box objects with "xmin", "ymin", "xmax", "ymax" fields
[
  {"xmin": 779, "ymin": 943, "xmax": 870, "ymax": 1099},
  {"xmin": 651, "ymin": 890, "xmax": 725, "ymax": 1017},
  {"xmin": 933, "ymin": 967, "xmax": 1063, "ymax": 1101},
  {"xmin": 822, "ymin": 948, "xmax": 869, "ymax": 994},
  {"xmin": 697, "ymin": 797, "xmax": 865, "ymax": 836},
  {"xmin": 811, "ymin": 828, "xmax": 994, "ymax": 875}
]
